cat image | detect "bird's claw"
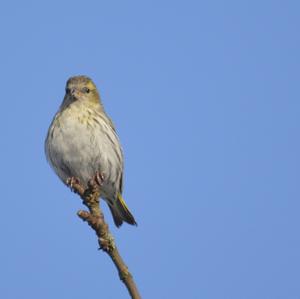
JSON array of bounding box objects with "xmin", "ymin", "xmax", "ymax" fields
[
  {"xmin": 66, "ymin": 177, "xmax": 81, "ymax": 192},
  {"xmin": 95, "ymin": 171, "xmax": 105, "ymax": 186}
]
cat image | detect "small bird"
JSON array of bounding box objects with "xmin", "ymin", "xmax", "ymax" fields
[{"xmin": 45, "ymin": 76, "xmax": 137, "ymax": 227}]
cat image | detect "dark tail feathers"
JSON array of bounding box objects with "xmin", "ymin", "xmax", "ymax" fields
[{"xmin": 108, "ymin": 193, "xmax": 137, "ymax": 228}]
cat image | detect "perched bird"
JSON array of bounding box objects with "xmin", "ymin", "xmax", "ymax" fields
[{"xmin": 45, "ymin": 76, "xmax": 137, "ymax": 227}]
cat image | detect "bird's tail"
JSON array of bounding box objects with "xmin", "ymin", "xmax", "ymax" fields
[{"xmin": 108, "ymin": 193, "xmax": 137, "ymax": 228}]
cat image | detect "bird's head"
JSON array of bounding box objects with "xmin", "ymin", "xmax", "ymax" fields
[{"xmin": 61, "ymin": 76, "xmax": 101, "ymax": 109}]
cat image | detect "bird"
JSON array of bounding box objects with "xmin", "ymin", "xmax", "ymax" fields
[{"xmin": 45, "ymin": 75, "xmax": 137, "ymax": 227}]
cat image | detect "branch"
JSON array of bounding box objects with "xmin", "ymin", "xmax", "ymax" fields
[{"xmin": 68, "ymin": 178, "xmax": 141, "ymax": 299}]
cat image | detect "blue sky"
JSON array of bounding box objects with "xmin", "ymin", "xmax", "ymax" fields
[{"xmin": 0, "ymin": 1, "xmax": 299, "ymax": 298}]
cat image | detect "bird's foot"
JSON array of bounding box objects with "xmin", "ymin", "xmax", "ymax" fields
[
  {"xmin": 66, "ymin": 176, "xmax": 80, "ymax": 188},
  {"xmin": 82, "ymin": 172, "xmax": 105, "ymax": 206},
  {"xmin": 87, "ymin": 171, "xmax": 105, "ymax": 188},
  {"xmin": 66, "ymin": 177, "xmax": 85, "ymax": 196},
  {"xmin": 95, "ymin": 171, "xmax": 105, "ymax": 186}
]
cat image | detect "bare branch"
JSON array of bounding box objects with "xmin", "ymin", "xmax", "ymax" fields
[{"xmin": 68, "ymin": 178, "xmax": 141, "ymax": 299}]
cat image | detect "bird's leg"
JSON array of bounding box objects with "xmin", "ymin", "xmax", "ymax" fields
[{"xmin": 66, "ymin": 177, "xmax": 85, "ymax": 197}]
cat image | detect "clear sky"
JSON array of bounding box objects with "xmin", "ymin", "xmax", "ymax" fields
[{"xmin": 0, "ymin": 1, "xmax": 299, "ymax": 298}]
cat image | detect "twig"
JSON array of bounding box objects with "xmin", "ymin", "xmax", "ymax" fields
[{"xmin": 68, "ymin": 178, "xmax": 141, "ymax": 299}]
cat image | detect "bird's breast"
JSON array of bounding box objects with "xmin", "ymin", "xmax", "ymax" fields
[{"xmin": 46, "ymin": 104, "xmax": 123, "ymax": 194}]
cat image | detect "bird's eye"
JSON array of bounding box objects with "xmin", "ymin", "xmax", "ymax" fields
[
  {"xmin": 82, "ymin": 87, "xmax": 90, "ymax": 93},
  {"xmin": 66, "ymin": 87, "xmax": 70, "ymax": 94}
]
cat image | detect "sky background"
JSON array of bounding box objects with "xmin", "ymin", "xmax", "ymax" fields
[{"xmin": 0, "ymin": 1, "xmax": 299, "ymax": 298}]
